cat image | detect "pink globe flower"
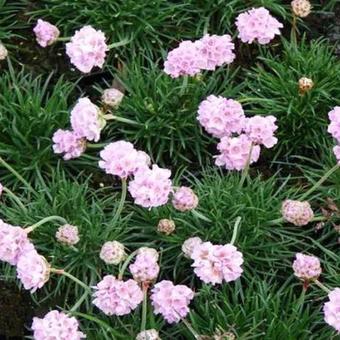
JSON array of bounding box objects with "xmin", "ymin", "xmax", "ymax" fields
[
  {"xmin": 33, "ymin": 19, "xmax": 60, "ymax": 47},
  {"xmin": 92, "ymin": 275, "xmax": 143, "ymax": 316},
  {"xmin": 150, "ymin": 280, "xmax": 194, "ymax": 323},
  {"xmin": 191, "ymin": 242, "xmax": 243, "ymax": 285},
  {"xmin": 16, "ymin": 249, "xmax": 50, "ymax": 292},
  {"xmin": 236, "ymin": 7, "xmax": 283, "ymax": 44},
  {"xmin": 0, "ymin": 182, "xmax": 3, "ymax": 196},
  {"xmin": 324, "ymin": 288, "xmax": 340, "ymax": 332},
  {"xmin": 56, "ymin": 224, "xmax": 79, "ymax": 246},
  {"xmin": 137, "ymin": 247, "xmax": 159, "ymax": 261},
  {"xmin": 282, "ymin": 199, "xmax": 314, "ymax": 226},
  {"xmin": 333, "ymin": 145, "xmax": 340, "ymax": 164},
  {"xmin": 292, "ymin": 253, "xmax": 321, "ymax": 281},
  {"xmin": 164, "ymin": 40, "xmax": 206, "ymax": 78},
  {"xmin": 52, "ymin": 129, "xmax": 86, "ymax": 160},
  {"xmin": 99, "ymin": 141, "xmax": 150, "ymax": 179},
  {"xmin": 172, "ymin": 186, "xmax": 199, "ymax": 212},
  {"xmin": 32, "ymin": 310, "xmax": 85, "ymax": 340},
  {"xmin": 182, "ymin": 237, "xmax": 203, "ymax": 258},
  {"xmin": 215, "ymin": 134, "xmax": 261, "ymax": 171},
  {"xmin": 70, "ymin": 97, "xmax": 103, "ymax": 142},
  {"xmin": 66, "ymin": 25, "xmax": 108, "ymax": 73},
  {"xmin": 244, "ymin": 115, "xmax": 278, "ymax": 148},
  {"xmin": 196, "ymin": 34, "xmax": 235, "ymax": 70},
  {"xmin": 102, "ymin": 88, "xmax": 124, "ymax": 108},
  {"xmin": 197, "ymin": 95, "xmax": 245, "ymax": 138},
  {"xmin": 99, "ymin": 241, "xmax": 126, "ymax": 265},
  {"xmin": 328, "ymin": 106, "xmax": 340, "ymax": 143},
  {"xmin": 128, "ymin": 165, "xmax": 172, "ymax": 208},
  {"xmin": 129, "ymin": 250, "xmax": 160, "ymax": 283},
  {"xmin": 0, "ymin": 219, "xmax": 34, "ymax": 265},
  {"xmin": 136, "ymin": 329, "xmax": 160, "ymax": 340}
]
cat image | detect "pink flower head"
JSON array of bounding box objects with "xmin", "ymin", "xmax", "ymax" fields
[
  {"xmin": 99, "ymin": 141, "xmax": 150, "ymax": 179},
  {"xmin": 70, "ymin": 97, "xmax": 103, "ymax": 142},
  {"xmin": 136, "ymin": 329, "xmax": 160, "ymax": 340},
  {"xmin": 197, "ymin": 95, "xmax": 246, "ymax": 138},
  {"xmin": 164, "ymin": 40, "xmax": 205, "ymax": 78},
  {"xmin": 92, "ymin": 275, "xmax": 143, "ymax": 316},
  {"xmin": 328, "ymin": 106, "xmax": 340, "ymax": 143},
  {"xmin": 215, "ymin": 134, "xmax": 261, "ymax": 171},
  {"xmin": 333, "ymin": 145, "xmax": 340, "ymax": 164},
  {"xmin": 128, "ymin": 165, "xmax": 172, "ymax": 208},
  {"xmin": 66, "ymin": 25, "xmax": 108, "ymax": 73},
  {"xmin": 102, "ymin": 88, "xmax": 124, "ymax": 108},
  {"xmin": 182, "ymin": 237, "xmax": 203, "ymax": 258},
  {"xmin": 172, "ymin": 186, "xmax": 199, "ymax": 212},
  {"xmin": 56, "ymin": 224, "xmax": 79, "ymax": 246},
  {"xmin": 292, "ymin": 253, "xmax": 321, "ymax": 281},
  {"xmin": 244, "ymin": 115, "xmax": 278, "ymax": 148},
  {"xmin": 16, "ymin": 249, "xmax": 50, "ymax": 292},
  {"xmin": 196, "ymin": 34, "xmax": 235, "ymax": 70},
  {"xmin": 236, "ymin": 7, "xmax": 283, "ymax": 44},
  {"xmin": 99, "ymin": 241, "xmax": 126, "ymax": 265},
  {"xmin": 150, "ymin": 280, "xmax": 194, "ymax": 323},
  {"xmin": 191, "ymin": 242, "xmax": 244, "ymax": 285},
  {"xmin": 129, "ymin": 251, "xmax": 160, "ymax": 283},
  {"xmin": 282, "ymin": 199, "xmax": 314, "ymax": 226},
  {"xmin": 33, "ymin": 19, "xmax": 60, "ymax": 47},
  {"xmin": 0, "ymin": 219, "xmax": 34, "ymax": 265},
  {"xmin": 32, "ymin": 310, "xmax": 85, "ymax": 340},
  {"xmin": 324, "ymin": 288, "xmax": 340, "ymax": 332},
  {"xmin": 0, "ymin": 183, "xmax": 3, "ymax": 196},
  {"xmin": 52, "ymin": 129, "xmax": 86, "ymax": 160}
]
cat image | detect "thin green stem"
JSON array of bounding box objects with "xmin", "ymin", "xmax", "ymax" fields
[
  {"xmin": 103, "ymin": 113, "xmax": 141, "ymax": 126},
  {"xmin": 118, "ymin": 250, "xmax": 138, "ymax": 280},
  {"xmin": 26, "ymin": 215, "xmax": 68, "ymax": 233},
  {"xmin": 112, "ymin": 178, "xmax": 127, "ymax": 224},
  {"xmin": 51, "ymin": 268, "xmax": 91, "ymax": 292},
  {"xmin": 87, "ymin": 143, "xmax": 108, "ymax": 149},
  {"xmin": 291, "ymin": 14, "xmax": 297, "ymax": 44},
  {"xmin": 300, "ymin": 164, "xmax": 340, "ymax": 200},
  {"xmin": 230, "ymin": 216, "xmax": 242, "ymax": 245},
  {"xmin": 313, "ymin": 279, "xmax": 331, "ymax": 294},
  {"xmin": 191, "ymin": 209, "xmax": 212, "ymax": 223},
  {"xmin": 239, "ymin": 143, "xmax": 254, "ymax": 189},
  {"xmin": 181, "ymin": 318, "xmax": 200, "ymax": 339},
  {"xmin": 70, "ymin": 290, "xmax": 90, "ymax": 312},
  {"xmin": 141, "ymin": 285, "xmax": 148, "ymax": 332},
  {"xmin": 56, "ymin": 37, "xmax": 71, "ymax": 41},
  {"xmin": 179, "ymin": 75, "xmax": 188, "ymax": 96},
  {"xmin": 2, "ymin": 187, "xmax": 27, "ymax": 212},
  {"xmin": 267, "ymin": 215, "xmax": 327, "ymax": 226},
  {"xmin": 108, "ymin": 37, "xmax": 131, "ymax": 49},
  {"xmin": 71, "ymin": 312, "xmax": 117, "ymax": 334}
]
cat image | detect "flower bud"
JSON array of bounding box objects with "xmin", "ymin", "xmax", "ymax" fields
[
  {"xmin": 282, "ymin": 199, "xmax": 314, "ymax": 226},
  {"xmin": 100, "ymin": 241, "xmax": 126, "ymax": 265},
  {"xmin": 56, "ymin": 224, "xmax": 80, "ymax": 246},
  {"xmin": 102, "ymin": 88, "xmax": 124, "ymax": 108},
  {"xmin": 172, "ymin": 186, "xmax": 199, "ymax": 212},
  {"xmin": 0, "ymin": 43, "xmax": 8, "ymax": 60},
  {"xmin": 136, "ymin": 329, "xmax": 161, "ymax": 340},
  {"xmin": 291, "ymin": 0, "xmax": 311, "ymax": 18},
  {"xmin": 298, "ymin": 77, "xmax": 314, "ymax": 94},
  {"xmin": 157, "ymin": 219, "xmax": 175, "ymax": 235}
]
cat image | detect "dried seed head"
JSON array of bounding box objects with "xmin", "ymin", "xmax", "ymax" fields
[
  {"xmin": 291, "ymin": 0, "xmax": 312, "ymax": 18},
  {"xmin": 157, "ymin": 219, "xmax": 176, "ymax": 235},
  {"xmin": 298, "ymin": 77, "xmax": 314, "ymax": 94}
]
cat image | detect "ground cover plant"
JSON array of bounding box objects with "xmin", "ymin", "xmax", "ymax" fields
[{"xmin": 0, "ymin": 0, "xmax": 339, "ymax": 339}]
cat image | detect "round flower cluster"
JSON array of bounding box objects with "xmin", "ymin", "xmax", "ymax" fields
[
  {"xmin": 66, "ymin": 25, "xmax": 108, "ymax": 73},
  {"xmin": 281, "ymin": 199, "xmax": 314, "ymax": 226},
  {"xmin": 157, "ymin": 219, "xmax": 176, "ymax": 235},
  {"xmin": 150, "ymin": 280, "xmax": 194, "ymax": 323},
  {"xmin": 197, "ymin": 95, "xmax": 245, "ymax": 138},
  {"xmin": 56, "ymin": 224, "xmax": 79, "ymax": 246},
  {"xmin": 136, "ymin": 329, "xmax": 161, "ymax": 340},
  {"xmin": 190, "ymin": 242, "xmax": 244, "ymax": 285},
  {"xmin": 99, "ymin": 141, "xmax": 150, "ymax": 179},
  {"xmin": 291, "ymin": 0, "xmax": 312, "ymax": 18},
  {"xmin": 52, "ymin": 129, "xmax": 86, "ymax": 160},
  {"xmin": 102, "ymin": 88, "xmax": 124, "ymax": 108},
  {"xmin": 298, "ymin": 77, "xmax": 314, "ymax": 94},
  {"xmin": 33, "ymin": 19, "xmax": 60, "ymax": 47},
  {"xmin": 92, "ymin": 275, "xmax": 143, "ymax": 316},
  {"xmin": 328, "ymin": 107, "xmax": 340, "ymax": 163},
  {"xmin": 292, "ymin": 253, "xmax": 322, "ymax": 281},
  {"xmin": 100, "ymin": 241, "xmax": 126, "ymax": 265},
  {"xmin": 323, "ymin": 288, "xmax": 340, "ymax": 332},
  {"xmin": 215, "ymin": 134, "xmax": 261, "ymax": 171},
  {"xmin": 182, "ymin": 237, "xmax": 203, "ymax": 258},
  {"xmin": 0, "ymin": 220, "xmax": 34, "ymax": 265},
  {"xmin": 164, "ymin": 34, "xmax": 235, "ymax": 78},
  {"xmin": 32, "ymin": 310, "xmax": 85, "ymax": 340},
  {"xmin": 172, "ymin": 186, "xmax": 199, "ymax": 212},
  {"xmin": 236, "ymin": 7, "xmax": 283, "ymax": 44},
  {"xmin": 129, "ymin": 248, "xmax": 160, "ymax": 283},
  {"xmin": 0, "ymin": 43, "xmax": 8, "ymax": 60}
]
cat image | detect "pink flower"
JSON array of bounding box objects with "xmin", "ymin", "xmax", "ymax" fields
[
  {"xmin": 328, "ymin": 106, "xmax": 340, "ymax": 143},
  {"xmin": 0, "ymin": 183, "xmax": 3, "ymax": 196},
  {"xmin": 292, "ymin": 253, "xmax": 321, "ymax": 281},
  {"xmin": 191, "ymin": 242, "xmax": 243, "ymax": 285},
  {"xmin": 197, "ymin": 95, "xmax": 245, "ymax": 138},
  {"xmin": 182, "ymin": 237, "xmax": 203, "ymax": 258},
  {"xmin": 33, "ymin": 19, "xmax": 60, "ymax": 47},
  {"xmin": 66, "ymin": 25, "xmax": 108, "ymax": 73},
  {"xmin": 196, "ymin": 34, "xmax": 235, "ymax": 70},
  {"xmin": 99, "ymin": 141, "xmax": 150, "ymax": 179},
  {"xmin": 282, "ymin": 199, "xmax": 314, "ymax": 226},
  {"xmin": 236, "ymin": 7, "xmax": 283, "ymax": 44},
  {"xmin": 129, "ymin": 250, "xmax": 160, "ymax": 283},
  {"xmin": 215, "ymin": 134, "xmax": 261, "ymax": 171},
  {"xmin": 244, "ymin": 115, "xmax": 278, "ymax": 148},
  {"xmin": 164, "ymin": 40, "xmax": 206, "ymax": 78},
  {"xmin": 32, "ymin": 310, "xmax": 85, "ymax": 339},
  {"xmin": 333, "ymin": 145, "xmax": 340, "ymax": 164},
  {"xmin": 99, "ymin": 241, "xmax": 126, "ymax": 265},
  {"xmin": 56, "ymin": 224, "xmax": 79, "ymax": 246},
  {"xmin": 172, "ymin": 186, "xmax": 199, "ymax": 212},
  {"xmin": 102, "ymin": 88, "xmax": 124, "ymax": 108},
  {"xmin": 16, "ymin": 249, "xmax": 50, "ymax": 292},
  {"xmin": 92, "ymin": 275, "xmax": 143, "ymax": 316},
  {"xmin": 137, "ymin": 247, "xmax": 159, "ymax": 261},
  {"xmin": 150, "ymin": 280, "xmax": 194, "ymax": 323},
  {"xmin": 324, "ymin": 288, "xmax": 340, "ymax": 332},
  {"xmin": 0, "ymin": 219, "xmax": 34, "ymax": 265},
  {"xmin": 136, "ymin": 329, "xmax": 160, "ymax": 340},
  {"xmin": 128, "ymin": 165, "xmax": 172, "ymax": 208},
  {"xmin": 52, "ymin": 129, "xmax": 86, "ymax": 160},
  {"xmin": 70, "ymin": 98, "xmax": 103, "ymax": 142}
]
